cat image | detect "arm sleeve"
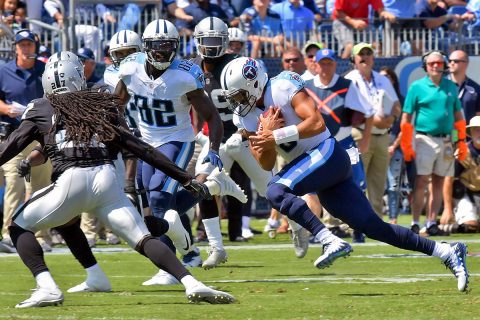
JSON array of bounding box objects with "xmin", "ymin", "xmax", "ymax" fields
[
  {"xmin": 114, "ymin": 126, "xmax": 193, "ymax": 185},
  {"xmin": 0, "ymin": 120, "xmax": 39, "ymax": 166}
]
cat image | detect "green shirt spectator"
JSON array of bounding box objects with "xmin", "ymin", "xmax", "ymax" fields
[{"xmin": 403, "ymin": 76, "xmax": 462, "ymax": 136}]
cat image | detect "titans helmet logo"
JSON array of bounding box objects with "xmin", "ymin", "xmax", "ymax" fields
[{"xmin": 242, "ymin": 59, "xmax": 258, "ymax": 80}]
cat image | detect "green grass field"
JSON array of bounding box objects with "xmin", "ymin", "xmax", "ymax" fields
[{"xmin": 0, "ymin": 217, "xmax": 478, "ymax": 320}]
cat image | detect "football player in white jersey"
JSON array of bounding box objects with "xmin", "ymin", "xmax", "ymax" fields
[
  {"xmin": 114, "ymin": 19, "xmax": 244, "ymax": 286},
  {"xmin": 221, "ymin": 57, "xmax": 470, "ymax": 292}
]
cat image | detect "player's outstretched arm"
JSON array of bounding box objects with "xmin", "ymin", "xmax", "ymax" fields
[
  {"xmin": 187, "ymin": 88, "xmax": 224, "ymax": 152},
  {"xmin": 114, "ymin": 125, "xmax": 193, "ymax": 185}
]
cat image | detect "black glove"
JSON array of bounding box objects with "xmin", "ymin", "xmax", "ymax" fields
[
  {"xmin": 17, "ymin": 159, "xmax": 31, "ymax": 182},
  {"xmin": 124, "ymin": 179, "xmax": 141, "ymax": 213},
  {"xmin": 183, "ymin": 179, "xmax": 211, "ymax": 199}
]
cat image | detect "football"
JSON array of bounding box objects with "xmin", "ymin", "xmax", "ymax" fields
[{"xmin": 257, "ymin": 107, "xmax": 283, "ymax": 132}]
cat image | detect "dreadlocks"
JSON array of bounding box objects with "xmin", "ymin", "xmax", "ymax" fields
[{"xmin": 46, "ymin": 88, "xmax": 122, "ymax": 149}]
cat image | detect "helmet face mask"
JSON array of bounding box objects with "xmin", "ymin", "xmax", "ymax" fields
[
  {"xmin": 142, "ymin": 19, "xmax": 180, "ymax": 71},
  {"xmin": 194, "ymin": 17, "xmax": 229, "ymax": 59},
  {"xmin": 109, "ymin": 30, "xmax": 142, "ymax": 67},
  {"xmin": 223, "ymin": 88, "xmax": 257, "ymax": 117}
]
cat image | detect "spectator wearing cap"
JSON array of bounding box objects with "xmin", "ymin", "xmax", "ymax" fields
[
  {"xmin": 301, "ymin": 41, "xmax": 322, "ymax": 81},
  {"xmin": 345, "ymin": 42, "xmax": 401, "ymax": 220},
  {"xmin": 304, "ymin": 48, "xmax": 374, "ymax": 240},
  {"xmin": 0, "ymin": 29, "xmax": 53, "ymax": 253},
  {"xmin": 271, "ymin": 0, "xmax": 315, "ymax": 44},
  {"xmin": 77, "ymin": 47, "xmax": 101, "ymax": 84},
  {"xmin": 400, "ymin": 51, "xmax": 466, "ymax": 236},
  {"xmin": 37, "ymin": 45, "xmax": 51, "ymax": 64},
  {"xmin": 332, "ymin": 0, "xmax": 395, "ymax": 59}
]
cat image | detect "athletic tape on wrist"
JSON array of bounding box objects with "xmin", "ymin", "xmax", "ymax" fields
[{"xmin": 273, "ymin": 125, "xmax": 299, "ymax": 145}]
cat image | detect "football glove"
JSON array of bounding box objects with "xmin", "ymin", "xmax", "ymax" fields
[
  {"xmin": 17, "ymin": 159, "xmax": 31, "ymax": 182},
  {"xmin": 183, "ymin": 179, "xmax": 212, "ymax": 199},
  {"xmin": 124, "ymin": 179, "xmax": 141, "ymax": 213},
  {"xmin": 202, "ymin": 150, "xmax": 223, "ymax": 170}
]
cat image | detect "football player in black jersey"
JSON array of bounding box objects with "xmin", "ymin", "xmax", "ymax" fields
[{"xmin": 0, "ymin": 60, "xmax": 236, "ymax": 308}]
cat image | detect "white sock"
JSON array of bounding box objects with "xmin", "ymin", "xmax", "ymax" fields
[
  {"xmin": 425, "ymin": 220, "xmax": 436, "ymax": 228},
  {"xmin": 180, "ymin": 275, "xmax": 202, "ymax": 291},
  {"xmin": 315, "ymin": 228, "xmax": 335, "ymax": 245},
  {"xmin": 204, "ymin": 180, "xmax": 220, "ymax": 195},
  {"xmin": 432, "ymin": 242, "xmax": 452, "ymax": 261},
  {"xmin": 86, "ymin": 263, "xmax": 103, "ymax": 278},
  {"xmin": 203, "ymin": 217, "xmax": 224, "ymax": 249},
  {"xmin": 35, "ymin": 271, "xmax": 57, "ymax": 290},
  {"xmin": 412, "ymin": 221, "xmax": 419, "ymax": 226},
  {"xmin": 286, "ymin": 218, "xmax": 302, "ymax": 232},
  {"xmin": 242, "ymin": 216, "xmax": 250, "ymax": 230}
]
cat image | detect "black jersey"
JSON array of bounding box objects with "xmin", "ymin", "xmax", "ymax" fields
[
  {"xmin": 0, "ymin": 96, "xmax": 192, "ymax": 184},
  {"xmin": 192, "ymin": 53, "xmax": 239, "ymax": 142}
]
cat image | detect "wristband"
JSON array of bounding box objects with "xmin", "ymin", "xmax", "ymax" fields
[{"xmin": 272, "ymin": 125, "xmax": 299, "ymax": 145}]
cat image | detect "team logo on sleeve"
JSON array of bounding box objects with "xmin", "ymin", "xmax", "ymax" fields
[{"xmin": 242, "ymin": 59, "xmax": 258, "ymax": 80}]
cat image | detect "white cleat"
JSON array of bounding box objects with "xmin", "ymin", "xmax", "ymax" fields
[
  {"xmin": 314, "ymin": 237, "xmax": 353, "ymax": 269},
  {"xmin": 16, "ymin": 286, "xmax": 64, "ymax": 308},
  {"xmin": 202, "ymin": 247, "xmax": 228, "ymax": 270},
  {"xmin": 242, "ymin": 228, "xmax": 254, "ymax": 239},
  {"xmin": 206, "ymin": 168, "xmax": 247, "ymax": 203},
  {"xmin": 443, "ymin": 242, "xmax": 469, "ymax": 292},
  {"xmin": 291, "ymin": 227, "xmax": 309, "ymax": 259},
  {"xmin": 142, "ymin": 270, "xmax": 180, "ymax": 286},
  {"xmin": 164, "ymin": 210, "xmax": 192, "ymax": 256},
  {"xmin": 67, "ymin": 272, "xmax": 112, "ymax": 293},
  {"xmin": 186, "ymin": 283, "xmax": 235, "ymax": 304}
]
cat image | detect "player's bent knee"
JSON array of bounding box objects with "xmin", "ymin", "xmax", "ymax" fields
[
  {"xmin": 135, "ymin": 235, "xmax": 155, "ymax": 255},
  {"xmin": 8, "ymin": 224, "xmax": 29, "ymax": 246},
  {"xmin": 266, "ymin": 183, "xmax": 287, "ymax": 210}
]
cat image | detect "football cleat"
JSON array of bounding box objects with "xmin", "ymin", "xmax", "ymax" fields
[
  {"xmin": 67, "ymin": 268, "xmax": 112, "ymax": 293},
  {"xmin": 206, "ymin": 168, "xmax": 247, "ymax": 203},
  {"xmin": 314, "ymin": 238, "xmax": 353, "ymax": 269},
  {"xmin": 291, "ymin": 227, "xmax": 309, "ymax": 258},
  {"xmin": 142, "ymin": 270, "xmax": 180, "ymax": 286},
  {"xmin": 186, "ymin": 283, "xmax": 235, "ymax": 304},
  {"xmin": 241, "ymin": 228, "xmax": 254, "ymax": 239},
  {"xmin": 164, "ymin": 210, "xmax": 192, "ymax": 256},
  {"xmin": 182, "ymin": 246, "xmax": 203, "ymax": 267},
  {"xmin": 202, "ymin": 247, "xmax": 227, "ymax": 270},
  {"xmin": 443, "ymin": 242, "xmax": 469, "ymax": 292},
  {"xmin": 15, "ymin": 286, "xmax": 64, "ymax": 308},
  {"xmin": 0, "ymin": 239, "xmax": 16, "ymax": 253}
]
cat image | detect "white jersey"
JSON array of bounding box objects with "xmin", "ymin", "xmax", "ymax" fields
[
  {"xmin": 103, "ymin": 64, "xmax": 121, "ymax": 92},
  {"xmin": 119, "ymin": 53, "xmax": 203, "ymax": 147},
  {"xmin": 237, "ymin": 71, "xmax": 331, "ymax": 162}
]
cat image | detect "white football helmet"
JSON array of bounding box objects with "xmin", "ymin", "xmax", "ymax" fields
[
  {"xmin": 193, "ymin": 17, "xmax": 229, "ymax": 59},
  {"xmin": 220, "ymin": 57, "xmax": 268, "ymax": 117},
  {"xmin": 227, "ymin": 28, "xmax": 247, "ymax": 43},
  {"xmin": 109, "ymin": 30, "xmax": 142, "ymax": 67},
  {"xmin": 142, "ymin": 19, "xmax": 179, "ymax": 70},
  {"xmin": 42, "ymin": 60, "xmax": 86, "ymax": 95},
  {"xmin": 46, "ymin": 51, "xmax": 84, "ymax": 76}
]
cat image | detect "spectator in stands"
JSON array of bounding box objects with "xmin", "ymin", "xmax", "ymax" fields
[
  {"xmin": 241, "ymin": 0, "xmax": 284, "ymax": 58},
  {"xmin": 77, "ymin": 47, "xmax": 101, "ymax": 84},
  {"xmin": 163, "ymin": 0, "xmax": 194, "ymax": 23},
  {"xmin": 11, "ymin": 1, "xmax": 27, "ymax": 33},
  {"xmin": 176, "ymin": 0, "xmax": 236, "ymax": 36},
  {"xmin": 281, "ymin": 47, "xmax": 306, "ymax": 74},
  {"xmin": 419, "ymin": 0, "xmax": 462, "ymax": 31},
  {"xmin": 37, "ymin": 45, "xmax": 50, "ymax": 64},
  {"xmin": 1, "ymin": 0, "xmax": 18, "ymax": 27},
  {"xmin": 461, "ymin": 0, "xmax": 480, "ymax": 27},
  {"xmin": 345, "ymin": 43, "xmax": 401, "ymax": 218},
  {"xmin": 301, "ymin": 41, "xmax": 322, "ymax": 81},
  {"xmin": 0, "ymin": 30, "xmax": 52, "ymax": 253},
  {"xmin": 441, "ymin": 50, "xmax": 480, "ymax": 226},
  {"xmin": 271, "ymin": 0, "xmax": 315, "ymax": 45},
  {"xmin": 382, "ymin": 1, "xmax": 419, "ymax": 55},
  {"xmin": 400, "ymin": 51, "xmax": 467, "ymax": 236},
  {"xmin": 332, "ymin": 0, "xmax": 395, "ymax": 59},
  {"xmin": 96, "ymin": 3, "xmax": 141, "ymax": 32}
]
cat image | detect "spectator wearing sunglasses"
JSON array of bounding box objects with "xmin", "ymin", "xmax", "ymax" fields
[
  {"xmin": 400, "ymin": 51, "xmax": 466, "ymax": 237},
  {"xmin": 301, "ymin": 41, "xmax": 322, "ymax": 81},
  {"xmin": 281, "ymin": 47, "xmax": 306, "ymax": 74},
  {"xmin": 77, "ymin": 47, "xmax": 101, "ymax": 84},
  {"xmin": 441, "ymin": 50, "xmax": 480, "ymax": 229}
]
